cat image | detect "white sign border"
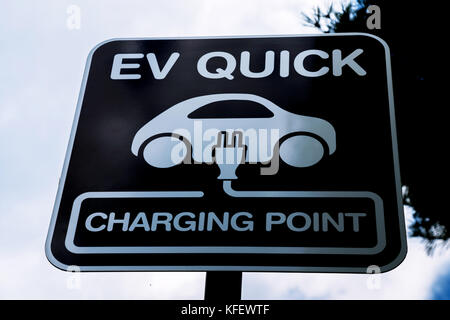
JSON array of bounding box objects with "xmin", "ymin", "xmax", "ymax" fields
[{"xmin": 45, "ymin": 33, "xmax": 407, "ymax": 273}]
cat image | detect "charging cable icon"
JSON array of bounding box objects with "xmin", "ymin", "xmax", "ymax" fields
[
  {"xmin": 210, "ymin": 131, "xmax": 376, "ymax": 207},
  {"xmin": 211, "ymin": 130, "xmax": 289, "ymax": 198},
  {"xmin": 213, "ymin": 131, "xmax": 245, "ymax": 180}
]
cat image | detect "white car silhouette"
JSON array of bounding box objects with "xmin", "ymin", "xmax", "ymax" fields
[{"xmin": 131, "ymin": 93, "xmax": 336, "ymax": 168}]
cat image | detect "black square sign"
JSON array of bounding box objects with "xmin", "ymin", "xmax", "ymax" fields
[{"xmin": 46, "ymin": 34, "xmax": 407, "ymax": 272}]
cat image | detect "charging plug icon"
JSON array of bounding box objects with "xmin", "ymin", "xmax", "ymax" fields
[{"xmin": 213, "ymin": 131, "xmax": 245, "ymax": 180}]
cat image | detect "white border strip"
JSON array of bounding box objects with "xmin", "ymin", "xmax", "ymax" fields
[
  {"xmin": 65, "ymin": 190, "xmax": 385, "ymax": 255},
  {"xmin": 45, "ymin": 33, "xmax": 407, "ymax": 273}
]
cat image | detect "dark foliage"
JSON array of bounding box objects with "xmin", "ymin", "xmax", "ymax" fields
[{"xmin": 302, "ymin": 0, "xmax": 447, "ymax": 250}]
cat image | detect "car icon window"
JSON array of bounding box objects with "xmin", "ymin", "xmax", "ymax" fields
[{"xmin": 187, "ymin": 100, "xmax": 274, "ymax": 119}]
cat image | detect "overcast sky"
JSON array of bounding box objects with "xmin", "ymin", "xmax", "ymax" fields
[{"xmin": 1, "ymin": 0, "xmax": 450, "ymax": 299}]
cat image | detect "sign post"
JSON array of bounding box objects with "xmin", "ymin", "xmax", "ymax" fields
[
  {"xmin": 47, "ymin": 34, "xmax": 407, "ymax": 292},
  {"xmin": 204, "ymin": 271, "xmax": 242, "ymax": 300}
]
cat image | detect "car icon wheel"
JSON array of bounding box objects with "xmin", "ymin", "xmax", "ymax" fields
[
  {"xmin": 279, "ymin": 134, "xmax": 325, "ymax": 168},
  {"xmin": 142, "ymin": 134, "xmax": 189, "ymax": 168}
]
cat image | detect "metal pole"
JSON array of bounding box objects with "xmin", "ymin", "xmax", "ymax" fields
[{"xmin": 204, "ymin": 271, "xmax": 242, "ymax": 301}]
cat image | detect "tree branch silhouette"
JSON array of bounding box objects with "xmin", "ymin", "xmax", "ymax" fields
[{"xmin": 302, "ymin": 0, "xmax": 448, "ymax": 253}]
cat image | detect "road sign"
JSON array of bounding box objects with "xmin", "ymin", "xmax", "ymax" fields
[{"xmin": 46, "ymin": 34, "xmax": 407, "ymax": 272}]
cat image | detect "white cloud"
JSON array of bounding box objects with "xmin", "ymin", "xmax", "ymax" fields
[
  {"xmin": 243, "ymin": 207, "xmax": 450, "ymax": 300},
  {"xmin": 243, "ymin": 237, "xmax": 450, "ymax": 299},
  {"xmin": 0, "ymin": 0, "xmax": 317, "ymax": 299},
  {"xmin": 0, "ymin": 251, "xmax": 205, "ymax": 299},
  {"xmin": 0, "ymin": 189, "xmax": 199, "ymax": 299}
]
